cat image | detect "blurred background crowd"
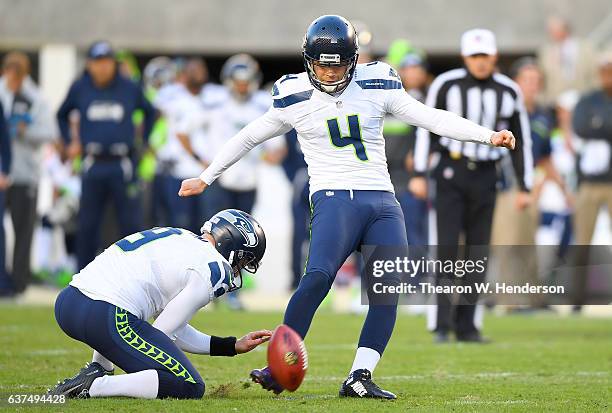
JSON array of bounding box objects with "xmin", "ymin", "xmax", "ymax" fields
[{"xmin": 0, "ymin": 0, "xmax": 610, "ymax": 314}]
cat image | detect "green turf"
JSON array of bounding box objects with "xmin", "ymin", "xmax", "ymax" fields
[{"xmin": 0, "ymin": 305, "xmax": 610, "ymax": 412}]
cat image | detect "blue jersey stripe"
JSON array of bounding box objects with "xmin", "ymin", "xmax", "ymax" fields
[
  {"xmin": 208, "ymin": 262, "xmax": 221, "ymax": 286},
  {"xmin": 355, "ymin": 79, "xmax": 402, "ymax": 90},
  {"xmin": 222, "ymin": 262, "xmax": 233, "ymax": 286},
  {"xmin": 273, "ymin": 90, "xmax": 314, "ymax": 108}
]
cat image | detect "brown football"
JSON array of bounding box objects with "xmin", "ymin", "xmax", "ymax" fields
[{"xmin": 267, "ymin": 324, "xmax": 308, "ymax": 392}]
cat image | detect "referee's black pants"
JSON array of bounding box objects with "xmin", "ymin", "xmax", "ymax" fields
[{"xmin": 433, "ymin": 153, "xmax": 497, "ymax": 336}]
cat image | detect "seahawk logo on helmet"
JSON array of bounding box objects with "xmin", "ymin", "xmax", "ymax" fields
[
  {"xmin": 215, "ymin": 210, "xmax": 258, "ymax": 247},
  {"xmin": 200, "ymin": 209, "xmax": 266, "ymax": 291},
  {"xmin": 302, "ymin": 15, "xmax": 359, "ymax": 94}
]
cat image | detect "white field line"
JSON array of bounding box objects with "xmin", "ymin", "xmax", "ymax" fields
[
  {"xmin": 27, "ymin": 349, "xmax": 82, "ymax": 356},
  {"xmin": 308, "ymin": 371, "xmax": 609, "ymax": 382},
  {"xmin": 446, "ymin": 399, "xmax": 531, "ymax": 405},
  {"xmin": 0, "ymin": 384, "xmax": 41, "ymax": 390},
  {"xmin": 277, "ymin": 394, "xmax": 338, "ymax": 401},
  {"xmin": 0, "ymin": 349, "xmax": 83, "ymax": 357}
]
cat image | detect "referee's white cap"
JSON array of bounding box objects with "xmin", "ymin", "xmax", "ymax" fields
[{"xmin": 461, "ymin": 29, "xmax": 497, "ymax": 56}]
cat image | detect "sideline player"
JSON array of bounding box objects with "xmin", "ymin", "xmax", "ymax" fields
[
  {"xmin": 177, "ymin": 53, "xmax": 286, "ymax": 221},
  {"xmin": 48, "ymin": 209, "xmax": 270, "ymax": 399},
  {"xmin": 178, "ymin": 15, "xmax": 517, "ymax": 399}
]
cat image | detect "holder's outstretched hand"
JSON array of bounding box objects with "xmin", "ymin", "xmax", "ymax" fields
[{"xmin": 235, "ymin": 330, "xmax": 273, "ymax": 354}]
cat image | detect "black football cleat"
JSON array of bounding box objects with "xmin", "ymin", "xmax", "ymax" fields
[
  {"xmin": 47, "ymin": 362, "xmax": 112, "ymax": 398},
  {"xmin": 456, "ymin": 331, "xmax": 491, "ymax": 344},
  {"xmin": 339, "ymin": 369, "xmax": 396, "ymax": 399},
  {"xmin": 250, "ymin": 366, "xmax": 284, "ymax": 395},
  {"xmin": 434, "ymin": 331, "xmax": 450, "ymax": 343}
]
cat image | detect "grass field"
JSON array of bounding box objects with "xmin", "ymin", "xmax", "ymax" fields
[{"xmin": 0, "ymin": 305, "xmax": 610, "ymax": 412}]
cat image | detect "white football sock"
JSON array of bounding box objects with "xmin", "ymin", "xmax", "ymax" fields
[
  {"xmin": 92, "ymin": 351, "xmax": 114, "ymax": 372},
  {"xmin": 89, "ymin": 369, "xmax": 158, "ymax": 399},
  {"xmin": 349, "ymin": 347, "xmax": 381, "ymax": 375}
]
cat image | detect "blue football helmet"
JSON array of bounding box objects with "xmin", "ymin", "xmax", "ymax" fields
[
  {"xmin": 200, "ymin": 209, "xmax": 266, "ymax": 291},
  {"xmin": 143, "ymin": 56, "xmax": 177, "ymax": 92},
  {"xmin": 302, "ymin": 15, "xmax": 359, "ymax": 94},
  {"xmin": 221, "ymin": 54, "xmax": 263, "ymax": 101}
]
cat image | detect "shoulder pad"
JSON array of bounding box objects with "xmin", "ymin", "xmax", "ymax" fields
[
  {"xmin": 271, "ymin": 72, "xmax": 313, "ymax": 108},
  {"xmin": 353, "ymin": 61, "xmax": 402, "ymax": 90}
]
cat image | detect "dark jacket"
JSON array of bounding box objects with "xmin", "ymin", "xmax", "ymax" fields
[
  {"xmin": 57, "ymin": 70, "xmax": 156, "ymax": 153},
  {"xmin": 0, "ymin": 101, "xmax": 10, "ymax": 175},
  {"xmin": 572, "ymin": 90, "xmax": 612, "ymax": 183}
]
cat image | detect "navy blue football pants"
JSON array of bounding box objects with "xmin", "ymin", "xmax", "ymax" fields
[
  {"xmin": 283, "ymin": 190, "xmax": 407, "ymax": 356},
  {"xmin": 151, "ymin": 172, "xmax": 202, "ymax": 234},
  {"xmin": 55, "ymin": 286, "xmax": 204, "ymax": 399},
  {"xmin": 290, "ymin": 175, "xmax": 311, "ymax": 289},
  {"xmin": 77, "ymin": 160, "xmax": 142, "ymax": 270},
  {"xmin": 204, "ymin": 183, "xmax": 256, "ymax": 218}
]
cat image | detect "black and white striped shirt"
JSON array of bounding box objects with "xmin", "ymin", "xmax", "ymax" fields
[{"xmin": 414, "ymin": 68, "xmax": 533, "ymax": 191}]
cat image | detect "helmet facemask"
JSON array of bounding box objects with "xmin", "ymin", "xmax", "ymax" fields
[
  {"xmin": 200, "ymin": 209, "xmax": 266, "ymax": 294},
  {"xmin": 226, "ymin": 70, "xmax": 260, "ymax": 101},
  {"xmin": 304, "ymin": 52, "xmax": 358, "ymax": 94},
  {"xmin": 221, "ymin": 54, "xmax": 262, "ymax": 102},
  {"xmin": 226, "ymin": 250, "xmax": 261, "ymax": 292}
]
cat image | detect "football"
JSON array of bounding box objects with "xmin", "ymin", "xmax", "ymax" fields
[{"xmin": 267, "ymin": 324, "xmax": 308, "ymax": 392}]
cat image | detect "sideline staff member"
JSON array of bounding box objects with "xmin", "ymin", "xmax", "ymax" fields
[{"xmin": 57, "ymin": 41, "xmax": 156, "ymax": 270}]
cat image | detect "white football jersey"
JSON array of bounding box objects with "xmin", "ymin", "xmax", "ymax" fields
[
  {"xmin": 270, "ymin": 63, "xmax": 400, "ymax": 194},
  {"xmin": 154, "ymin": 82, "xmax": 189, "ymax": 114},
  {"xmin": 150, "ymin": 82, "xmax": 189, "ymax": 163},
  {"xmin": 199, "ymin": 61, "xmax": 496, "ymax": 197},
  {"xmin": 70, "ymin": 228, "xmax": 233, "ymax": 320},
  {"xmin": 151, "ymin": 85, "xmax": 204, "ymax": 178},
  {"xmin": 154, "ymin": 83, "xmax": 229, "ymax": 179}
]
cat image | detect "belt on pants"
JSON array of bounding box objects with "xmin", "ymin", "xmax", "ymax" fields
[{"xmin": 442, "ymin": 150, "xmax": 497, "ymax": 171}]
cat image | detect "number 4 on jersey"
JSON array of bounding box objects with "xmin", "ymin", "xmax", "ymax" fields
[{"xmin": 326, "ymin": 114, "xmax": 368, "ymax": 161}]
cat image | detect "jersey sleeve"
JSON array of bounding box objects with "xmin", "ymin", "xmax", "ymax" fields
[
  {"xmin": 198, "ymin": 106, "xmax": 292, "ymax": 184},
  {"xmin": 56, "ymin": 81, "xmax": 79, "ymax": 144},
  {"xmin": 173, "ymin": 323, "xmax": 212, "ymax": 354},
  {"xmin": 385, "ymin": 86, "xmax": 495, "ymax": 146},
  {"xmin": 151, "ymin": 269, "xmax": 211, "ymax": 341},
  {"xmin": 0, "ymin": 101, "xmax": 11, "ymax": 174},
  {"xmin": 262, "ymin": 134, "xmax": 286, "ymax": 151},
  {"xmin": 412, "ymin": 74, "xmax": 448, "ymax": 175}
]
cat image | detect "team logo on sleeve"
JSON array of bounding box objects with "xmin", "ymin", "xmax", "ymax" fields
[
  {"xmin": 389, "ymin": 67, "xmax": 400, "ymax": 80},
  {"xmin": 217, "ymin": 210, "xmax": 259, "ymax": 247}
]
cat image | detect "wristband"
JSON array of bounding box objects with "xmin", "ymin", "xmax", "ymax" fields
[{"xmin": 210, "ymin": 336, "xmax": 237, "ymax": 356}]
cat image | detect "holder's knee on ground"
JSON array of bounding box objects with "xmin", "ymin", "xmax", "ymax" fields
[{"xmin": 157, "ymin": 370, "xmax": 205, "ymax": 399}]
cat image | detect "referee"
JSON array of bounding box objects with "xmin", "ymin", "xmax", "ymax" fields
[{"xmin": 409, "ymin": 29, "xmax": 533, "ymax": 342}]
